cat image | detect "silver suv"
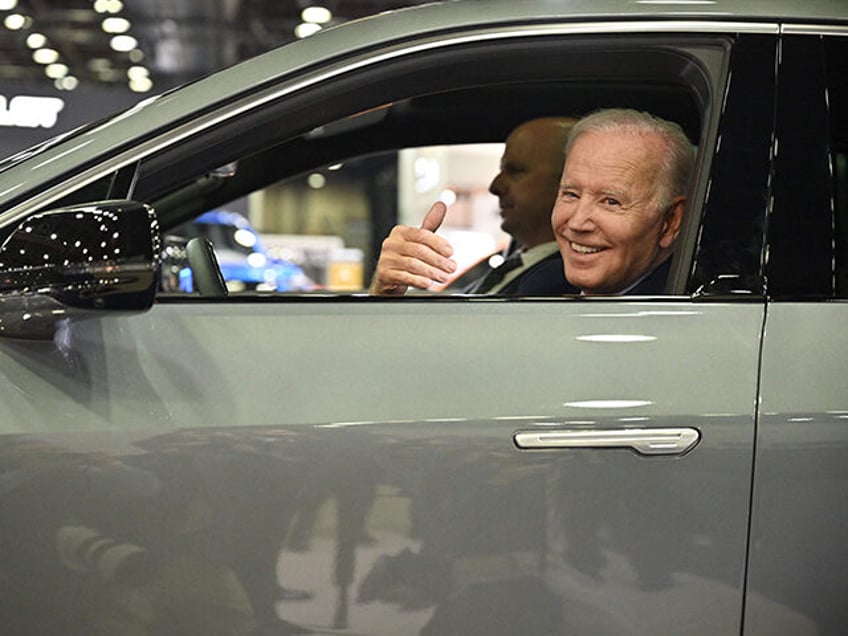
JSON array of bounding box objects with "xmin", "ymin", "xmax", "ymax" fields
[{"xmin": 0, "ymin": 1, "xmax": 846, "ymax": 634}]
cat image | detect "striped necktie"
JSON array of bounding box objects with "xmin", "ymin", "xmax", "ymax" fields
[{"xmin": 470, "ymin": 251, "xmax": 523, "ymax": 293}]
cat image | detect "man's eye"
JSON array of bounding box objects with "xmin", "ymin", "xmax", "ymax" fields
[
  {"xmin": 604, "ymin": 197, "xmax": 621, "ymax": 206},
  {"xmin": 561, "ymin": 190, "xmax": 578, "ymax": 200}
]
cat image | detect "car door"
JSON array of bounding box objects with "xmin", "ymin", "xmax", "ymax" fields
[
  {"xmin": 0, "ymin": 20, "xmax": 774, "ymax": 636},
  {"xmin": 746, "ymin": 32, "xmax": 848, "ymax": 636}
]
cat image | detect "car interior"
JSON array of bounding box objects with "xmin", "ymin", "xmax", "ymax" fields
[{"xmin": 43, "ymin": 35, "xmax": 725, "ymax": 297}]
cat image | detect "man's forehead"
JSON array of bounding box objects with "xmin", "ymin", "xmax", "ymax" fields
[{"xmin": 564, "ymin": 130, "xmax": 664, "ymax": 178}]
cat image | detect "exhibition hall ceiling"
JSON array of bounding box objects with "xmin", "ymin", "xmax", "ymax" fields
[{"xmin": 0, "ymin": 0, "xmax": 432, "ymax": 93}]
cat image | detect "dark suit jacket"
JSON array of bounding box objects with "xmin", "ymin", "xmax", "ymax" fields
[
  {"xmin": 625, "ymin": 257, "xmax": 672, "ymax": 295},
  {"xmin": 497, "ymin": 251, "xmax": 578, "ymax": 295}
]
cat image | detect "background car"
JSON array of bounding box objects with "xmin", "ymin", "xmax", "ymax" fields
[
  {"xmin": 0, "ymin": 1, "xmax": 846, "ymax": 635},
  {"xmin": 170, "ymin": 209, "xmax": 316, "ymax": 293}
]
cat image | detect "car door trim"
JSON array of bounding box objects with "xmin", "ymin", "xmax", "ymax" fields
[{"xmin": 513, "ymin": 427, "xmax": 701, "ymax": 456}]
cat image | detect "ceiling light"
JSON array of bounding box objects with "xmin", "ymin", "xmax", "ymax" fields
[
  {"xmin": 0, "ymin": 0, "xmax": 18, "ymax": 11},
  {"xmin": 54, "ymin": 76, "xmax": 78, "ymax": 91},
  {"xmin": 3, "ymin": 13, "xmax": 27, "ymax": 30},
  {"xmin": 32, "ymin": 48, "xmax": 59, "ymax": 65},
  {"xmin": 93, "ymin": 0, "xmax": 123, "ymax": 13},
  {"xmin": 25, "ymin": 32, "xmax": 46, "ymax": 48},
  {"xmin": 87, "ymin": 57, "xmax": 112, "ymax": 71},
  {"xmin": 294, "ymin": 22, "xmax": 321, "ymax": 38},
  {"xmin": 45, "ymin": 63, "xmax": 69, "ymax": 79},
  {"xmin": 301, "ymin": 6, "xmax": 332, "ymax": 24},
  {"xmin": 110, "ymin": 34, "xmax": 137, "ymax": 52},
  {"xmin": 102, "ymin": 17, "xmax": 130, "ymax": 33},
  {"xmin": 129, "ymin": 76, "xmax": 153, "ymax": 93},
  {"xmin": 128, "ymin": 49, "xmax": 144, "ymax": 63},
  {"xmin": 126, "ymin": 65, "xmax": 149, "ymax": 80}
]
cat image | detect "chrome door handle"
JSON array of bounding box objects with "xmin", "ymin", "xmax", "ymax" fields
[{"xmin": 513, "ymin": 427, "xmax": 700, "ymax": 456}]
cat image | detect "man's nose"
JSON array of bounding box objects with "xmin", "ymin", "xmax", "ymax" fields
[
  {"xmin": 568, "ymin": 200, "xmax": 595, "ymax": 229},
  {"xmin": 489, "ymin": 172, "xmax": 504, "ymax": 195}
]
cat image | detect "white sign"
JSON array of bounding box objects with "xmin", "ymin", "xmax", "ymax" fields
[{"xmin": 0, "ymin": 95, "xmax": 65, "ymax": 128}]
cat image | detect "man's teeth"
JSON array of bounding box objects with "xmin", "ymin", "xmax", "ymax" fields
[{"xmin": 571, "ymin": 242, "xmax": 603, "ymax": 254}]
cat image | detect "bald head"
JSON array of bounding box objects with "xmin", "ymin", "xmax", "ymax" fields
[{"xmin": 489, "ymin": 116, "xmax": 577, "ymax": 248}]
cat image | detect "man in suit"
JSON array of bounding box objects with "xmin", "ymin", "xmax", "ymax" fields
[
  {"xmin": 369, "ymin": 117, "xmax": 578, "ymax": 296},
  {"xmin": 370, "ymin": 109, "xmax": 693, "ymax": 296}
]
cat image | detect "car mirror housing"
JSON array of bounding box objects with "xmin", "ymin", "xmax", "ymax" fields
[{"xmin": 0, "ymin": 200, "xmax": 160, "ymax": 339}]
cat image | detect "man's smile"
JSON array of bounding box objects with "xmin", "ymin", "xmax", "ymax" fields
[{"xmin": 569, "ymin": 241, "xmax": 605, "ymax": 255}]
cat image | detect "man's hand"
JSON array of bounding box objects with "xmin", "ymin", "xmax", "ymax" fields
[{"xmin": 369, "ymin": 202, "xmax": 457, "ymax": 295}]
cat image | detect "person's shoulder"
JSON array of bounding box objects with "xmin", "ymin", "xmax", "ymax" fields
[{"xmin": 511, "ymin": 252, "xmax": 578, "ymax": 295}]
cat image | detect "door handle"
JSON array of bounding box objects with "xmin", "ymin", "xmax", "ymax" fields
[{"xmin": 513, "ymin": 427, "xmax": 700, "ymax": 456}]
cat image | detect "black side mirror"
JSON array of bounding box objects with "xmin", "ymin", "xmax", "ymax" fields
[{"xmin": 0, "ymin": 200, "xmax": 160, "ymax": 339}]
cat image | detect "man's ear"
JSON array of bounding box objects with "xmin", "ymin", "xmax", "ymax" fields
[{"xmin": 659, "ymin": 197, "xmax": 685, "ymax": 249}]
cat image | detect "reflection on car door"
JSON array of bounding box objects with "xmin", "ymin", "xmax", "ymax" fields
[{"xmin": 0, "ymin": 298, "xmax": 762, "ymax": 635}]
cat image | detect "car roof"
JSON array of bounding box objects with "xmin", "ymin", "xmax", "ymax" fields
[{"xmin": 0, "ymin": 0, "xmax": 846, "ymax": 220}]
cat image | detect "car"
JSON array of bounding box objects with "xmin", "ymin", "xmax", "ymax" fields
[
  {"xmin": 168, "ymin": 209, "xmax": 316, "ymax": 293},
  {"xmin": 0, "ymin": 1, "xmax": 846, "ymax": 634}
]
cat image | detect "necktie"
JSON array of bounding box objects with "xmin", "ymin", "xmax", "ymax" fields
[{"xmin": 470, "ymin": 251, "xmax": 523, "ymax": 293}]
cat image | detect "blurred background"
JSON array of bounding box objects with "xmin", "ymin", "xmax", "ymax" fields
[{"xmin": 0, "ymin": 0, "xmax": 434, "ymax": 155}]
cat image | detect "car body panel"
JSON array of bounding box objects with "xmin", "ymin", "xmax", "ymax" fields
[
  {"xmin": 747, "ymin": 303, "xmax": 848, "ymax": 634},
  {"xmin": 0, "ymin": 299, "xmax": 762, "ymax": 634}
]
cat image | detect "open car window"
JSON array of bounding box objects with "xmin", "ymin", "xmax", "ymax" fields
[{"xmin": 55, "ymin": 34, "xmax": 728, "ymax": 298}]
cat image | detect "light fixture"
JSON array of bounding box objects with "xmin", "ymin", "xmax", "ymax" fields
[
  {"xmin": 32, "ymin": 48, "xmax": 59, "ymax": 64},
  {"xmin": 3, "ymin": 13, "xmax": 27, "ymax": 30},
  {"xmin": 294, "ymin": 22, "xmax": 321, "ymax": 38},
  {"xmin": 128, "ymin": 76, "xmax": 153, "ymax": 93},
  {"xmin": 126, "ymin": 65, "xmax": 149, "ymax": 80},
  {"xmin": 128, "ymin": 49, "xmax": 144, "ymax": 62},
  {"xmin": 45, "ymin": 63, "xmax": 69, "ymax": 79},
  {"xmin": 54, "ymin": 76, "xmax": 79, "ymax": 91},
  {"xmin": 110, "ymin": 34, "xmax": 137, "ymax": 52},
  {"xmin": 25, "ymin": 32, "xmax": 46, "ymax": 48},
  {"xmin": 301, "ymin": 6, "xmax": 332, "ymax": 24},
  {"xmin": 0, "ymin": 0, "xmax": 18, "ymax": 11},
  {"xmin": 102, "ymin": 17, "xmax": 131, "ymax": 33},
  {"xmin": 93, "ymin": 0, "xmax": 123, "ymax": 14}
]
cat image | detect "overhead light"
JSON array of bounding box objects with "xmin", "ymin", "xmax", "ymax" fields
[
  {"xmin": 54, "ymin": 76, "xmax": 79, "ymax": 91},
  {"xmin": 25, "ymin": 32, "xmax": 46, "ymax": 48},
  {"xmin": 87, "ymin": 57, "xmax": 112, "ymax": 71},
  {"xmin": 110, "ymin": 34, "xmax": 137, "ymax": 52},
  {"xmin": 102, "ymin": 17, "xmax": 131, "ymax": 33},
  {"xmin": 301, "ymin": 6, "xmax": 332, "ymax": 24},
  {"xmin": 45, "ymin": 63, "xmax": 69, "ymax": 79},
  {"xmin": 3, "ymin": 13, "xmax": 27, "ymax": 30},
  {"xmin": 128, "ymin": 49, "xmax": 144, "ymax": 62},
  {"xmin": 32, "ymin": 48, "xmax": 60, "ymax": 64},
  {"xmin": 126, "ymin": 65, "xmax": 149, "ymax": 80},
  {"xmin": 93, "ymin": 0, "xmax": 123, "ymax": 13},
  {"xmin": 128, "ymin": 76, "xmax": 153, "ymax": 93},
  {"xmin": 294, "ymin": 22, "xmax": 321, "ymax": 38},
  {"xmin": 0, "ymin": 0, "xmax": 18, "ymax": 11}
]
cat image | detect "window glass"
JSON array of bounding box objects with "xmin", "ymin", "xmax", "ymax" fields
[
  {"xmin": 827, "ymin": 38, "xmax": 848, "ymax": 295},
  {"xmin": 161, "ymin": 144, "xmax": 505, "ymax": 294}
]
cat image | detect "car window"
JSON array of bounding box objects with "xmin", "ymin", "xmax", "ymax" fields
[
  {"xmin": 828, "ymin": 38, "xmax": 848, "ymax": 296},
  {"xmin": 159, "ymin": 144, "xmax": 505, "ymax": 294},
  {"xmin": 766, "ymin": 35, "xmax": 848, "ymax": 299},
  {"xmin": 124, "ymin": 35, "xmax": 727, "ymax": 298}
]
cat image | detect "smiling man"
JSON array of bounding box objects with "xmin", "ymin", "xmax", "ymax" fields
[{"xmin": 553, "ymin": 109, "xmax": 695, "ymax": 295}]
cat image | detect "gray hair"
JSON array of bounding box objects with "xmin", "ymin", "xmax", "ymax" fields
[{"xmin": 565, "ymin": 108, "xmax": 695, "ymax": 209}]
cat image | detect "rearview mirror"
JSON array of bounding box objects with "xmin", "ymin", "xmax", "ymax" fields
[{"xmin": 0, "ymin": 200, "xmax": 160, "ymax": 339}]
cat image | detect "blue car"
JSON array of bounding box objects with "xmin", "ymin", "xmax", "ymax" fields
[{"xmin": 174, "ymin": 210, "xmax": 315, "ymax": 292}]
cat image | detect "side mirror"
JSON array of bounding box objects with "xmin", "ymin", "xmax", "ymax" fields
[{"xmin": 0, "ymin": 200, "xmax": 160, "ymax": 339}]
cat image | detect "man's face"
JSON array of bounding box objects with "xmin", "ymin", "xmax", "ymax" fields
[
  {"xmin": 489, "ymin": 124, "xmax": 562, "ymax": 248},
  {"xmin": 552, "ymin": 130, "xmax": 682, "ymax": 294}
]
